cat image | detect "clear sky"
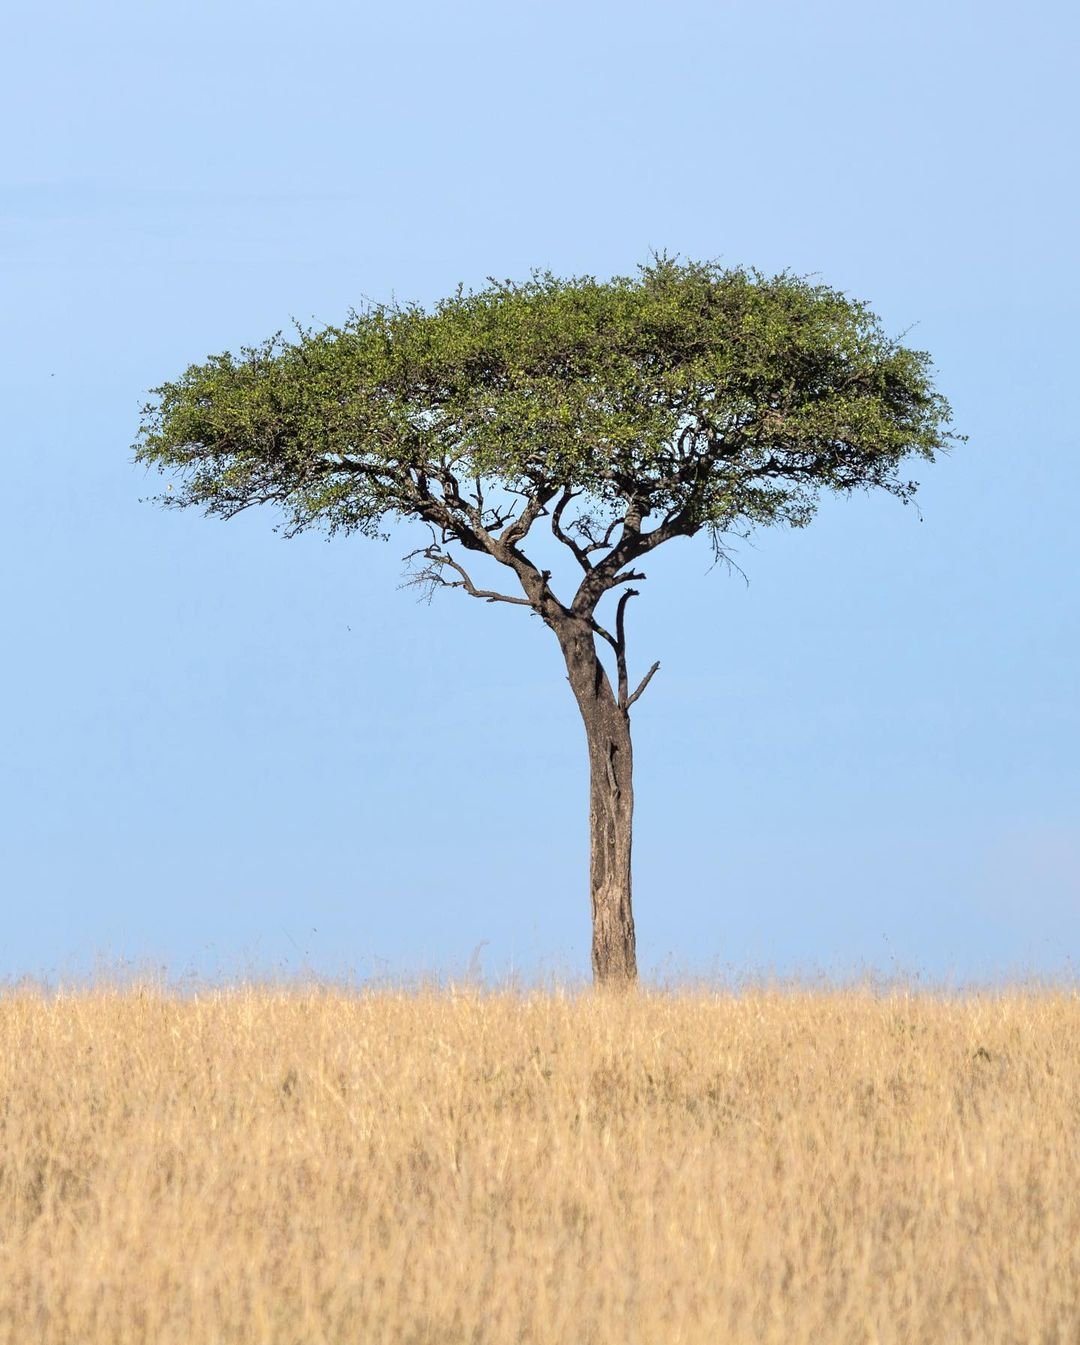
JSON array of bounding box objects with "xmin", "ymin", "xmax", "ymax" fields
[{"xmin": 2, "ymin": 0, "xmax": 1077, "ymax": 987}]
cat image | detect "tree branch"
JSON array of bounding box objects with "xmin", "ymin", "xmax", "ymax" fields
[
  {"xmin": 600, "ymin": 584, "xmax": 660, "ymax": 711},
  {"xmin": 625, "ymin": 661, "xmax": 660, "ymax": 709},
  {"xmin": 415, "ymin": 468, "xmax": 568, "ymax": 615},
  {"xmin": 402, "ymin": 543, "xmax": 534, "ymax": 607},
  {"xmin": 572, "ymin": 504, "xmax": 692, "ymax": 617},
  {"xmin": 589, "ymin": 618, "xmax": 619, "ymax": 655},
  {"xmin": 579, "ymin": 514, "xmax": 624, "ymax": 554},
  {"xmin": 614, "ymin": 587, "xmax": 638, "ymax": 707},
  {"xmin": 551, "ymin": 488, "xmax": 593, "ymax": 572},
  {"xmin": 500, "ymin": 484, "xmax": 557, "ymax": 548}
]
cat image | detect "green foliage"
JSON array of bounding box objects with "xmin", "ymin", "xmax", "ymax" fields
[{"xmin": 135, "ymin": 257, "xmax": 959, "ymax": 547}]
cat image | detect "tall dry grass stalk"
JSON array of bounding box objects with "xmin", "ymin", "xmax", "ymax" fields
[{"xmin": 0, "ymin": 983, "xmax": 1077, "ymax": 1343}]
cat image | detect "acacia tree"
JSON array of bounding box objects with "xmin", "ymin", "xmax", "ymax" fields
[{"xmin": 136, "ymin": 258, "xmax": 958, "ymax": 984}]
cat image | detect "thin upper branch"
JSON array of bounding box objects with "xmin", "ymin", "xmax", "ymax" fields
[
  {"xmin": 578, "ymin": 514, "xmax": 624, "ymax": 555},
  {"xmin": 625, "ymin": 661, "xmax": 661, "ymax": 709},
  {"xmin": 550, "ymin": 488, "xmax": 593, "ymax": 572},
  {"xmin": 403, "ymin": 544, "xmax": 534, "ymax": 607}
]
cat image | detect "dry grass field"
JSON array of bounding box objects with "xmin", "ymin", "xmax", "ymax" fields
[{"xmin": 0, "ymin": 983, "xmax": 1077, "ymax": 1344}]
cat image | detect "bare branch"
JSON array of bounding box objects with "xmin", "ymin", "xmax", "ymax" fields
[
  {"xmin": 625, "ymin": 660, "xmax": 661, "ymax": 709},
  {"xmin": 482, "ymin": 502, "xmax": 515, "ymax": 532},
  {"xmin": 602, "ymin": 584, "xmax": 659, "ymax": 710},
  {"xmin": 402, "ymin": 543, "xmax": 534, "ymax": 607},
  {"xmin": 500, "ymin": 484, "xmax": 556, "ymax": 548},
  {"xmin": 614, "ymin": 587, "xmax": 638, "ymax": 706},
  {"xmin": 551, "ymin": 488, "xmax": 593, "ymax": 572},
  {"xmin": 582, "ymin": 515, "xmax": 624, "ymax": 554},
  {"xmin": 589, "ymin": 617, "xmax": 619, "ymax": 654},
  {"xmin": 704, "ymin": 530, "xmax": 751, "ymax": 584}
]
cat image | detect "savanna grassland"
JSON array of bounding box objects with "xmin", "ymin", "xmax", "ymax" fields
[{"xmin": 0, "ymin": 984, "xmax": 1077, "ymax": 1344}]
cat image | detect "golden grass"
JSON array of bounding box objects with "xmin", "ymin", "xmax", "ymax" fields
[{"xmin": 0, "ymin": 983, "xmax": 1077, "ymax": 1344}]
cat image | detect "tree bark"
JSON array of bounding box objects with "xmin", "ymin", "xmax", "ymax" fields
[{"xmin": 557, "ymin": 624, "xmax": 638, "ymax": 985}]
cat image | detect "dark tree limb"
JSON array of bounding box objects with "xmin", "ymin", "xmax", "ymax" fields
[
  {"xmin": 603, "ymin": 585, "xmax": 658, "ymax": 710},
  {"xmin": 625, "ymin": 661, "xmax": 661, "ymax": 709},
  {"xmin": 614, "ymin": 587, "xmax": 638, "ymax": 707},
  {"xmin": 551, "ymin": 488, "xmax": 593, "ymax": 572},
  {"xmin": 500, "ymin": 484, "xmax": 557, "ymax": 549},
  {"xmin": 572, "ymin": 504, "xmax": 694, "ymax": 617},
  {"xmin": 402, "ymin": 543, "xmax": 534, "ymax": 607},
  {"xmin": 576, "ymin": 512, "xmax": 624, "ymax": 556},
  {"xmin": 589, "ymin": 617, "xmax": 619, "ymax": 654}
]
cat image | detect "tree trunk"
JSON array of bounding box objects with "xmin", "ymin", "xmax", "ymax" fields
[{"xmin": 558, "ymin": 626, "xmax": 638, "ymax": 985}]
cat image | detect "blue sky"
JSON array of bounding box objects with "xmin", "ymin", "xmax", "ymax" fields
[{"xmin": 2, "ymin": 0, "xmax": 1077, "ymax": 986}]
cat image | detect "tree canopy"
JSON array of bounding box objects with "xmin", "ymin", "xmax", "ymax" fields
[{"xmin": 135, "ymin": 257, "xmax": 958, "ymax": 592}]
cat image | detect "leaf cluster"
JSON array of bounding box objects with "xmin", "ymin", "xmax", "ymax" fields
[{"xmin": 135, "ymin": 256, "xmax": 960, "ymax": 551}]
